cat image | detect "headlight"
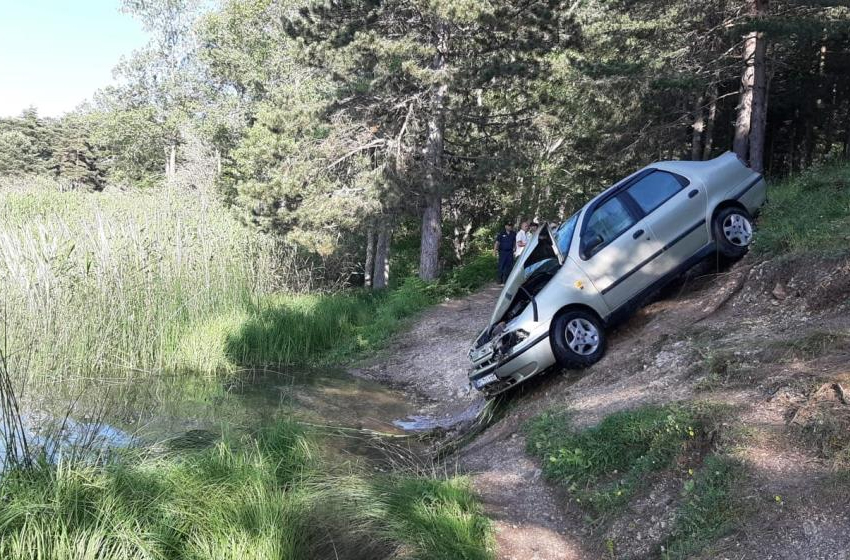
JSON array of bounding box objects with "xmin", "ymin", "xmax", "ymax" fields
[{"xmin": 494, "ymin": 329, "xmax": 529, "ymax": 357}]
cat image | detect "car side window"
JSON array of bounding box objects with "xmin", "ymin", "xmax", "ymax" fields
[
  {"xmin": 626, "ymin": 171, "xmax": 687, "ymax": 214},
  {"xmin": 582, "ymin": 195, "xmax": 637, "ymax": 258}
]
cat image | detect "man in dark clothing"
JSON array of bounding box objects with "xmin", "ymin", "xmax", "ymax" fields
[{"xmin": 494, "ymin": 223, "xmax": 516, "ymax": 284}]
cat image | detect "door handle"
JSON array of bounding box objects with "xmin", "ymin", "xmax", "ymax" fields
[
  {"xmin": 688, "ymin": 189, "xmax": 699, "ymax": 198},
  {"xmin": 632, "ymin": 229, "xmax": 645, "ymax": 239}
]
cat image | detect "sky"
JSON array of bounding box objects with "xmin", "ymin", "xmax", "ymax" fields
[{"xmin": 0, "ymin": 0, "xmax": 150, "ymax": 118}]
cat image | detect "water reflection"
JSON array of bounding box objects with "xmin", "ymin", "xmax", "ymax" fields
[
  {"xmin": 5, "ymin": 367, "xmax": 490, "ymax": 468},
  {"xmin": 6, "ymin": 367, "xmax": 423, "ymax": 466}
]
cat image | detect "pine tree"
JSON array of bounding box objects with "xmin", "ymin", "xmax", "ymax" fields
[{"xmin": 286, "ymin": 0, "xmax": 572, "ymax": 279}]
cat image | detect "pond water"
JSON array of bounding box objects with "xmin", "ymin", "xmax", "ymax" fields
[{"xmin": 2, "ymin": 367, "xmax": 478, "ymax": 467}]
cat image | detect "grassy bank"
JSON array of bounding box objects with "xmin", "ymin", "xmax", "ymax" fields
[
  {"xmin": 0, "ymin": 185, "xmax": 496, "ymax": 560},
  {"xmin": 216, "ymin": 258, "xmax": 495, "ymax": 369},
  {"xmin": 0, "ymin": 186, "xmax": 494, "ymax": 381},
  {"xmin": 755, "ymin": 161, "xmax": 850, "ymax": 256},
  {"xmin": 0, "ymin": 420, "xmax": 493, "ymax": 560},
  {"xmin": 525, "ymin": 404, "xmax": 742, "ymax": 557},
  {"xmin": 525, "ymin": 404, "xmax": 724, "ymax": 514}
]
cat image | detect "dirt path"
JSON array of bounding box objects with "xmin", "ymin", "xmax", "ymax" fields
[
  {"xmin": 349, "ymin": 256, "xmax": 850, "ymax": 560},
  {"xmin": 350, "ymin": 284, "xmax": 588, "ymax": 558},
  {"xmin": 350, "ymin": 285, "xmax": 500, "ymax": 420}
]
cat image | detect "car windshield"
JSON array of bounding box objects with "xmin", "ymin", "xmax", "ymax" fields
[
  {"xmin": 519, "ymin": 214, "xmax": 579, "ymax": 279},
  {"xmin": 553, "ymin": 212, "xmax": 579, "ymax": 256}
]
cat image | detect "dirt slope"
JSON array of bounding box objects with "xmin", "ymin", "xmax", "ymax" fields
[{"xmin": 350, "ymin": 255, "xmax": 850, "ymax": 560}]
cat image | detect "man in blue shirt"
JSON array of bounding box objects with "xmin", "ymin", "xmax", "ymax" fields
[{"xmin": 494, "ymin": 223, "xmax": 517, "ymax": 284}]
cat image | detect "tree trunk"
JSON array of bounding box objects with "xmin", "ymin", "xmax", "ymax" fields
[
  {"xmin": 749, "ymin": 23, "xmax": 769, "ymax": 173},
  {"xmin": 691, "ymin": 93, "xmax": 705, "ymax": 161},
  {"xmin": 844, "ymin": 111, "xmax": 850, "ymax": 159},
  {"xmin": 733, "ymin": 31, "xmax": 757, "ymax": 162},
  {"xmin": 419, "ymin": 22, "xmax": 448, "ymax": 281},
  {"xmin": 734, "ymin": 0, "xmax": 768, "ymax": 171},
  {"xmin": 364, "ymin": 226, "xmax": 375, "ymax": 288},
  {"xmin": 804, "ymin": 116, "xmax": 815, "ymax": 169},
  {"xmin": 164, "ymin": 143, "xmax": 178, "ymax": 179},
  {"xmin": 765, "ymin": 118, "xmax": 776, "ymax": 174},
  {"xmin": 373, "ymin": 226, "xmax": 391, "ymax": 290},
  {"xmin": 452, "ymin": 221, "xmax": 473, "ymax": 262},
  {"xmin": 789, "ymin": 114, "xmax": 796, "ymax": 172},
  {"xmin": 702, "ymin": 80, "xmax": 718, "ymax": 160},
  {"xmin": 420, "ymin": 192, "xmax": 442, "ymax": 280}
]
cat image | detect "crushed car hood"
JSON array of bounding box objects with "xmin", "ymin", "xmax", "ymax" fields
[{"xmin": 487, "ymin": 223, "xmax": 562, "ymax": 330}]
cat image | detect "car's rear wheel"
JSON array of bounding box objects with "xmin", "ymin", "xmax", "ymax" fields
[
  {"xmin": 713, "ymin": 206, "xmax": 754, "ymax": 259},
  {"xmin": 550, "ymin": 310, "xmax": 606, "ymax": 369}
]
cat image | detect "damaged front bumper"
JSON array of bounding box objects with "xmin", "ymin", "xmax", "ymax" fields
[{"xmin": 467, "ymin": 327, "xmax": 556, "ymax": 396}]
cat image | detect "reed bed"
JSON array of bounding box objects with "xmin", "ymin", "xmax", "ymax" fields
[
  {"xmin": 1, "ymin": 183, "xmax": 496, "ymax": 383},
  {"xmin": 1, "ymin": 186, "xmax": 284, "ymax": 379}
]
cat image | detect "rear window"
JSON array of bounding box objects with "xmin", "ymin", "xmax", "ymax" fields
[{"xmin": 626, "ymin": 171, "xmax": 687, "ymax": 214}]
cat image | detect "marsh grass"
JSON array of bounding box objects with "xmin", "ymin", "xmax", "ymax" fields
[
  {"xmin": 0, "ymin": 420, "xmax": 493, "ymax": 560},
  {"xmin": 1, "ymin": 187, "xmax": 287, "ymax": 379},
  {"xmin": 0, "ymin": 186, "xmax": 495, "ymax": 383}
]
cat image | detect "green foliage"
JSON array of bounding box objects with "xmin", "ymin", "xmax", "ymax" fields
[
  {"xmin": 442, "ymin": 254, "xmax": 498, "ymax": 295},
  {"xmin": 3, "ymin": 0, "xmax": 849, "ymax": 282},
  {"xmin": 661, "ymin": 456, "xmax": 744, "ymax": 560},
  {"xmin": 525, "ymin": 405, "xmax": 715, "ymax": 513},
  {"xmin": 0, "ymin": 420, "xmax": 493, "ymax": 560},
  {"xmin": 371, "ymin": 476, "xmax": 495, "ymax": 560},
  {"xmin": 220, "ymin": 254, "xmax": 496, "ymax": 368},
  {"xmin": 755, "ymin": 162, "xmax": 850, "ymax": 256},
  {"xmin": 527, "ymin": 405, "xmax": 743, "ymax": 555},
  {"xmin": 0, "ymin": 108, "xmax": 54, "ymax": 176},
  {"xmin": 1, "ymin": 185, "xmax": 494, "ymax": 383},
  {"xmin": 50, "ymin": 113, "xmax": 107, "ymax": 189},
  {"xmin": 0, "ymin": 185, "xmax": 287, "ymax": 380},
  {"xmin": 84, "ymin": 103, "xmax": 169, "ymax": 187}
]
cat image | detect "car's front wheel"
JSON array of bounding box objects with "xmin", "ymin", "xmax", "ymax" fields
[
  {"xmin": 550, "ymin": 310, "xmax": 606, "ymax": 369},
  {"xmin": 713, "ymin": 206, "xmax": 754, "ymax": 259}
]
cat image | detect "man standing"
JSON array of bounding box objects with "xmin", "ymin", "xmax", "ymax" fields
[
  {"xmin": 494, "ymin": 223, "xmax": 516, "ymax": 284},
  {"xmin": 515, "ymin": 221, "xmax": 530, "ymax": 257}
]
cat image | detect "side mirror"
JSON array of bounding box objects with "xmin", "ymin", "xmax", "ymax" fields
[{"xmin": 583, "ymin": 233, "xmax": 604, "ymax": 257}]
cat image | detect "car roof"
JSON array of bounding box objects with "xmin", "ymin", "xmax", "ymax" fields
[{"xmin": 578, "ymin": 154, "xmax": 726, "ymax": 214}]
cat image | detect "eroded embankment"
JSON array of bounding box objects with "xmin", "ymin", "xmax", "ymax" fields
[{"xmin": 352, "ymin": 254, "xmax": 850, "ymax": 560}]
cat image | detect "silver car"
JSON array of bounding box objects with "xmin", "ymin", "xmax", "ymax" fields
[{"xmin": 468, "ymin": 152, "xmax": 767, "ymax": 397}]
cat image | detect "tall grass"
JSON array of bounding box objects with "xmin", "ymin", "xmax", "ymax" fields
[
  {"xmin": 221, "ymin": 265, "xmax": 495, "ymax": 368},
  {"xmin": 1, "ymin": 186, "xmax": 293, "ymax": 379},
  {"xmin": 756, "ymin": 161, "xmax": 850, "ymax": 256},
  {"xmin": 0, "ymin": 420, "xmax": 493, "ymax": 560},
  {"xmin": 1, "ymin": 184, "xmax": 495, "ymax": 381}
]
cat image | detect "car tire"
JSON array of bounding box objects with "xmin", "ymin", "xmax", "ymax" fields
[
  {"xmin": 712, "ymin": 206, "xmax": 754, "ymax": 259},
  {"xmin": 550, "ymin": 310, "xmax": 606, "ymax": 369}
]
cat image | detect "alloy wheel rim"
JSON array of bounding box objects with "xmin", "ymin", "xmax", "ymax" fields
[
  {"xmin": 722, "ymin": 213, "xmax": 753, "ymax": 247},
  {"xmin": 566, "ymin": 318, "xmax": 600, "ymax": 356}
]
